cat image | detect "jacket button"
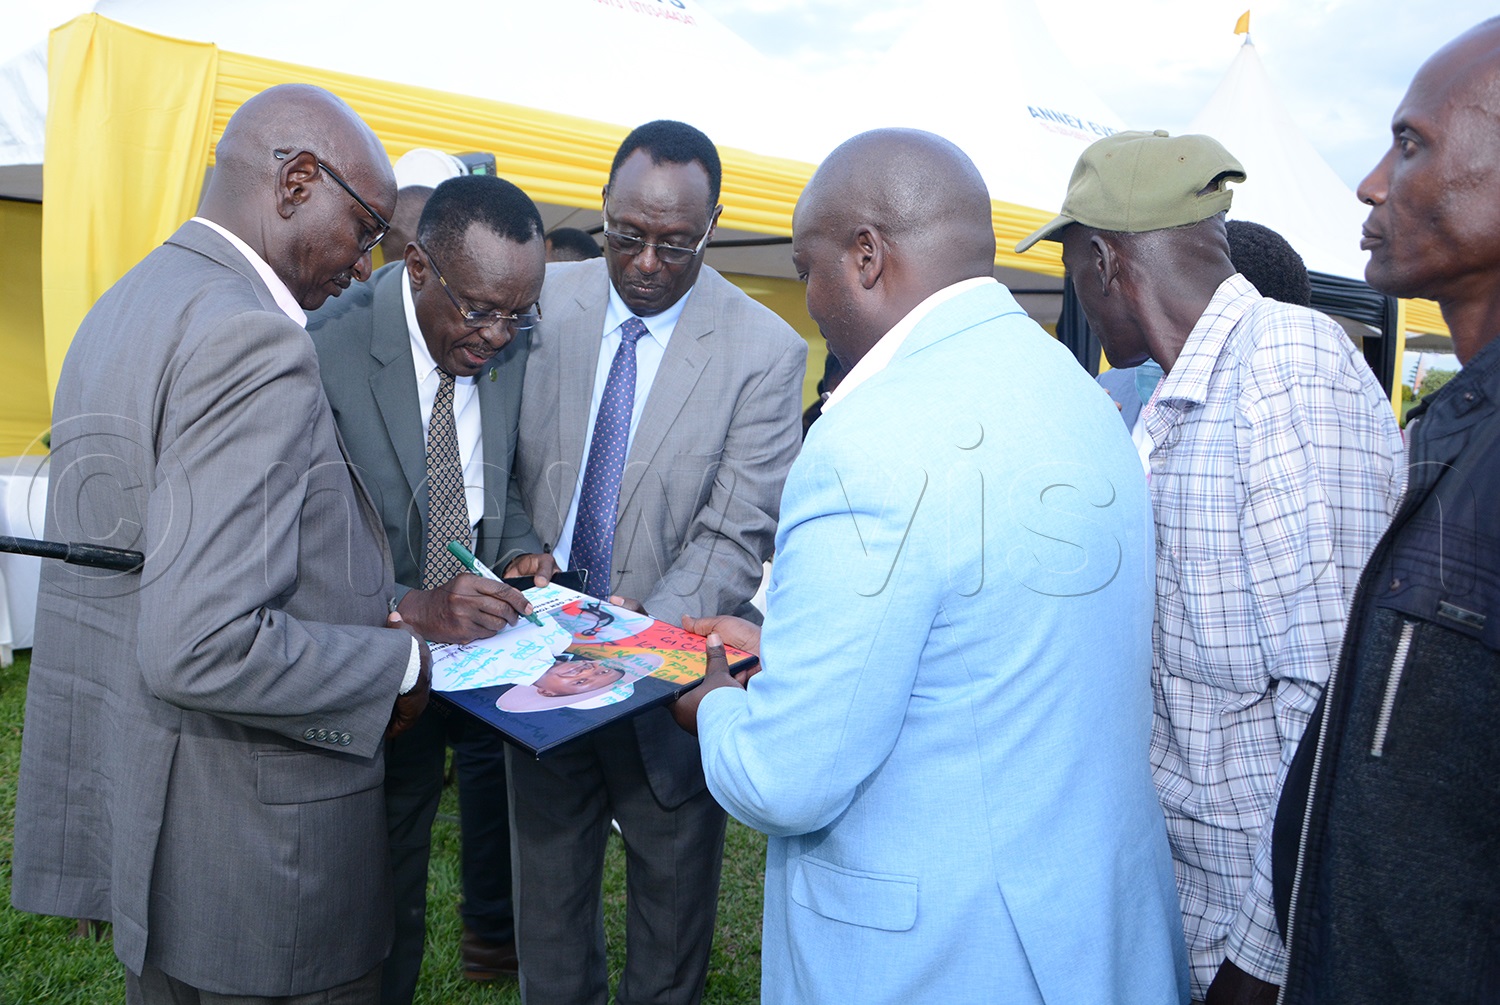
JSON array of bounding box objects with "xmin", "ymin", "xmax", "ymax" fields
[
  {"xmin": 1389, "ymin": 578, "xmax": 1401, "ymax": 591},
  {"xmin": 316, "ymin": 728, "xmax": 329, "ymax": 741},
  {"xmin": 339, "ymin": 733, "xmax": 352, "ymax": 746},
  {"xmin": 304, "ymin": 728, "xmax": 317, "ymax": 740}
]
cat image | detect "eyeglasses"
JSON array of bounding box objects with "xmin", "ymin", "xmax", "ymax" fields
[
  {"xmin": 419, "ymin": 242, "xmax": 542, "ymax": 333},
  {"xmin": 601, "ymin": 198, "xmax": 715, "ymax": 266},
  {"xmin": 274, "ymin": 149, "xmax": 390, "ymax": 253}
]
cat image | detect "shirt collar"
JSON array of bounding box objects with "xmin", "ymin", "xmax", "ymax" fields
[
  {"xmin": 604, "ymin": 277, "xmax": 695, "ymax": 344},
  {"xmin": 190, "ymin": 217, "xmax": 308, "ymax": 327},
  {"xmin": 402, "ymin": 265, "xmax": 474, "ymax": 386},
  {"xmin": 823, "ymin": 276, "xmax": 995, "ymax": 413},
  {"xmin": 1153, "ymin": 273, "xmax": 1259, "ymax": 409}
]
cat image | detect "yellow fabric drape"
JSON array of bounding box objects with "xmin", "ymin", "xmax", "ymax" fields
[
  {"xmin": 42, "ymin": 15, "xmax": 217, "ymax": 402},
  {"xmin": 0, "ymin": 201, "xmax": 50, "ymax": 455}
]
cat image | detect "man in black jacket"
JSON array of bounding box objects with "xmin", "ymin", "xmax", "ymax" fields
[{"xmin": 1273, "ymin": 16, "xmax": 1500, "ymax": 1003}]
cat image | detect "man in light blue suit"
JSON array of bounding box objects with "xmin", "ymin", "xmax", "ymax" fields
[{"xmin": 673, "ymin": 129, "xmax": 1189, "ymax": 1005}]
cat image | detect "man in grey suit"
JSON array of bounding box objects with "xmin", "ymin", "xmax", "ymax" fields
[
  {"xmin": 10, "ymin": 84, "xmax": 431, "ymax": 1003},
  {"xmin": 510, "ymin": 119, "xmax": 807, "ymax": 1005},
  {"xmin": 309, "ymin": 174, "xmax": 554, "ymax": 1002}
]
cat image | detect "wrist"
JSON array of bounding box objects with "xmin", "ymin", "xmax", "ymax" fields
[{"xmin": 399, "ymin": 637, "xmax": 421, "ymax": 694}]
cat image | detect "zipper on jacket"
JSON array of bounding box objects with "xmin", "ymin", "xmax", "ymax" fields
[
  {"xmin": 1277, "ymin": 429, "xmax": 1428, "ymax": 1004},
  {"xmin": 1369, "ymin": 620, "xmax": 1417, "ymax": 757},
  {"xmin": 1276, "ymin": 637, "xmax": 1344, "ymax": 1005}
]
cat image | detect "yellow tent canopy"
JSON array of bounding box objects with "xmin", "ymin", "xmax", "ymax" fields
[
  {"xmin": 0, "ymin": 13, "xmax": 1447, "ymax": 454},
  {"xmin": 1, "ymin": 14, "xmax": 1065, "ymax": 457}
]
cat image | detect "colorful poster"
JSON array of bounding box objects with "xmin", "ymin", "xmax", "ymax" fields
[{"xmin": 432, "ymin": 584, "xmax": 756, "ymax": 756}]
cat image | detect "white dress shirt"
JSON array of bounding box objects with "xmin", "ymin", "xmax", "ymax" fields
[
  {"xmin": 551, "ymin": 280, "xmax": 696, "ymax": 568},
  {"xmin": 821, "ymin": 276, "xmax": 995, "ymax": 412},
  {"xmin": 190, "ymin": 217, "xmax": 307, "ymax": 327},
  {"xmin": 402, "ymin": 267, "xmax": 485, "ymax": 539}
]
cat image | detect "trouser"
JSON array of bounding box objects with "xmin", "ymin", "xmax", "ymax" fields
[
  {"xmin": 126, "ymin": 962, "xmax": 381, "ymax": 1005},
  {"xmin": 380, "ymin": 704, "xmax": 515, "ymax": 1005},
  {"xmin": 506, "ymin": 718, "xmax": 726, "ymax": 1005}
]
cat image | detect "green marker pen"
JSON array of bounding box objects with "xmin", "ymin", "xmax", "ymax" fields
[{"xmin": 446, "ymin": 540, "xmax": 543, "ymax": 626}]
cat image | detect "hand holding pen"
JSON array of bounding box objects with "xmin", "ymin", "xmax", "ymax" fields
[{"xmin": 390, "ymin": 543, "xmax": 539, "ymax": 644}]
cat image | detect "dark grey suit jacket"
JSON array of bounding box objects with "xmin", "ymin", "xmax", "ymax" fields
[
  {"xmin": 10, "ymin": 222, "xmax": 411, "ymax": 996},
  {"xmin": 308, "ymin": 262, "xmax": 542, "ymax": 589},
  {"xmin": 516, "ymin": 258, "xmax": 806, "ymax": 806}
]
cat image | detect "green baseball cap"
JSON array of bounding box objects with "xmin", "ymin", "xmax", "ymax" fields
[{"xmin": 1015, "ymin": 129, "xmax": 1246, "ymax": 253}]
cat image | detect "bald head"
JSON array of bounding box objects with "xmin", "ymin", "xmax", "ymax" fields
[
  {"xmin": 1421, "ymin": 16, "xmax": 1500, "ymax": 105},
  {"xmin": 792, "ymin": 129, "xmax": 995, "ymax": 367},
  {"xmin": 1356, "ymin": 16, "xmax": 1500, "ymax": 361},
  {"xmin": 200, "ymin": 84, "xmax": 396, "ymax": 310},
  {"xmin": 800, "ymin": 129, "xmax": 995, "ymax": 280}
]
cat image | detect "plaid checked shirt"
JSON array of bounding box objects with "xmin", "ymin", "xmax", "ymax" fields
[{"xmin": 1141, "ymin": 275, "xmax": 1405, "ymax": 996}]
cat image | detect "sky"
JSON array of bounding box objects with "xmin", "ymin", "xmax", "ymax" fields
[{"xmin": 699, "ymin": 0, "xmax": 1496, "ymax": 189}]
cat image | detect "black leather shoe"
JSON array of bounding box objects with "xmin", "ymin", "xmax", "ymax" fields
[{"xmin": 461, "ymin": 927, "xmax": 519, "ymax": 982}]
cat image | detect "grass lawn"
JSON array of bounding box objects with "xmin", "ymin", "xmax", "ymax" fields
[{"xmin": 0, "ymin": 650, "xmax": 766, "ymax": 1003}]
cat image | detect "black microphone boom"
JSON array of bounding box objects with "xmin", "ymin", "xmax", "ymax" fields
[{"xmin": 0, "ymin": 535, "xmax": 144, "ymax": 572}]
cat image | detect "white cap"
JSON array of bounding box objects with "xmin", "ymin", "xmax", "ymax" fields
[{"xmin": 393, "ymin": 148, "xmax": 467, "ymax": 190}]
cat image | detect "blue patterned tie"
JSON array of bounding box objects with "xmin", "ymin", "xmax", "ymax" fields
[{"xmin": 571, "ymin": 318, "xmax": 648, "ymax": 597}]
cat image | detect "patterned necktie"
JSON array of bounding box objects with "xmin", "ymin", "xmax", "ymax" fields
[
  {"xmin": 570, "ymin": 317, "xmax": 648, "ymax": 597},
  {"xmin": 422, "ymin": 370, "xmax": 468, "ymax": 588}
]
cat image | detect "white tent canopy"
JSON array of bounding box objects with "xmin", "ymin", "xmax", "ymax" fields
[
  {"xmin": 1188, "ymin": 36, "xmax": 1370, "ymax": 279},
  {"xmin": 92, "ymin": 0, "xmax": 806, "ymax": 164},
  {"xmin": 0, "ymin": 0, "xmax": 1129, "ymax": 217},
  {"xmin": 863, "ymin": 0, "xmax": 1127, "ymax": 215}
]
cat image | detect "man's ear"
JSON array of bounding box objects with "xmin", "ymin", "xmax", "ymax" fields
[
  {"xmin": 276, "ymin": 150, "xmax": 319, "ymax": 221},
  {"xmin": 1090, "ymin": 233, "xmax": 1119, "ymax": 297},
  {"xmin": 404, "ymin": 242, "xmax": 427, "ymax": 287},
  {"xmin": 853, "ymin": 224, "xmax": 884, "ymax": 290}
]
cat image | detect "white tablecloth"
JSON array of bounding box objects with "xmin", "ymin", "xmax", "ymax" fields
[{"xmin": 0, "ymin": 454, "xmax": 50, "ymax": 660}]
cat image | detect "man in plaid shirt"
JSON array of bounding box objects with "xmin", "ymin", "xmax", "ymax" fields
[{"xmin": 1019, "ymin": 131, "xmax": 1405, "ymax": 1004}]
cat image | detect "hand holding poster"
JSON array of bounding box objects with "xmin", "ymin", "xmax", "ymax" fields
[{"xmin": 432, "ymin": 584, "xmax": 756, "ymax": 756}]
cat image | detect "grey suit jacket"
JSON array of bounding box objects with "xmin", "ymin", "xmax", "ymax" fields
[
  {"xmin": 308, "ymin": 262, "xmax": 542, "ymax": 589},
  {"xmin": 516, "ymin": 258, "xmax": 806, "ymax": 805},
  {"xmin": 10, "ymin": 222, "xmax": 412, "ymax": 996}
]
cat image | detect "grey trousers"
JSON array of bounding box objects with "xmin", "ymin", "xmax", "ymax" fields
[{"xmin": 506, "ymin": 718, "xmax": 727, "ymax": 1005}]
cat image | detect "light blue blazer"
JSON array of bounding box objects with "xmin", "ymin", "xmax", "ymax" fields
[{"xmin": 697, "ymin": 282, "xmax": 1190, "ymax": 1005}]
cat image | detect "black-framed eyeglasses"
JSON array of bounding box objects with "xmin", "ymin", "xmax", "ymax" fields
[
  {"xmin": 418, "ymin": 242, "xmax": 542, "ymax": 333},
  {"xmin": 274, "ymin": 149, "xmax": 390, "ymax": 253},
  {"xmin": 601, "ymin": 198, "xmax": 715, "ymax": 266}
]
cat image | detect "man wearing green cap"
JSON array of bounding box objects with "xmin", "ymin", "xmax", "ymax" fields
[{"xmin": 1019, "ymin": 130, "xmax": 1404, "ymax": 1004}]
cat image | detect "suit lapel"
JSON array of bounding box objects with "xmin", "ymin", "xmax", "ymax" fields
[
  {"xmin": 168, "ymin": 222, "xmax": 282, "ymax": 314},
  {"xmin": 333, "ymin": 419, "xmax": 396, "ymax": 587},
  {"xmin": 617, "ymin": 282, "xmax": 713, "ymax": 513},
  {"xmin": 473, "ymin": 333, "xmax": 524, "ymax": 564},
  {"xmin": 367, "ymin": 270, "xmax": 427, "ymax": 517}
]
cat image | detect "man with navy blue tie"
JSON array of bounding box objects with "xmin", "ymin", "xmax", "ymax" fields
[{"xmin": 510, "ymin": 119, "xmax": 807, "ymax": 1005}]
